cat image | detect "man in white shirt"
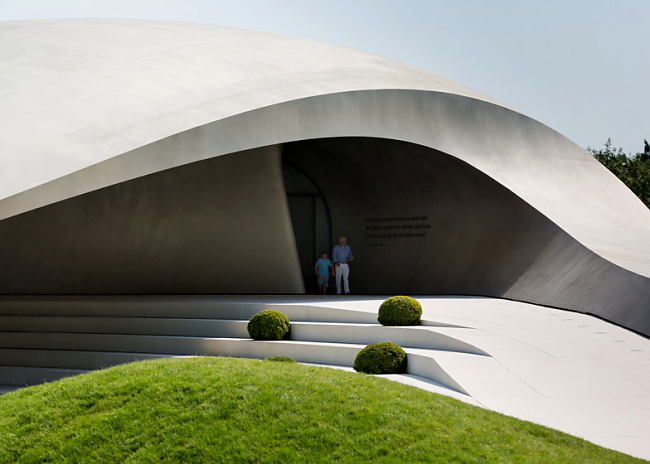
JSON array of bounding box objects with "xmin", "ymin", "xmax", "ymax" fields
[{"xmin": 332, "ymin": 236, "xmax": 353, "ymax": 295}]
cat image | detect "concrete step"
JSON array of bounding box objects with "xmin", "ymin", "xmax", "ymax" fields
[
  {"xmin": 0, "ymin": 296, "xmax": 367, "ymax": 321},
  {"xmin": 0, "ymin": 318, "xmax": 485, "ymax": 355},
  {"xmin": 0, "ymin": 349, "xmax": 172, "ymax": 370},
  {"xmin": 0, "ymin": 316, "xmax": 251, "ymax": 338},
  {"xmin": 292, "ymin": 322, "xmax": 487, "ymax": 355},
  {"xmin": 0, "ymin": 296, "xmax": 462, "ymax": 327},
  {"xmin": 0, "ymin": 334, "xmax": 478, "ymax": 393},
  {"xmin": 0, "ymin": 296, "xmax": 476, "ymax": 394},
  {"xmin": 0, "ymin": 365, "xmax": 88, "ymax": 387}
]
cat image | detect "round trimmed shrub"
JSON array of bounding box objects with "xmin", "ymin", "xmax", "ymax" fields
[
  {"xmin": 377, "ymin": 296, "xmax": 422, "ymax": 326},
  {"xmin": 354, "ymin": 342, "xmax": 407, "ymax": 374},
  {"xmin": 263, "ymin": 356, "xmax": 296, "ymax": 363},
  {"xmin": 247, "ymin": 310, "xmax": 291, "ymax": 340}
]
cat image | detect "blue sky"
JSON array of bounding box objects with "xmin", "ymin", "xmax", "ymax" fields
[{"xmin": 1, "ymin": 0, "xmax": 647, "ymax": 154}]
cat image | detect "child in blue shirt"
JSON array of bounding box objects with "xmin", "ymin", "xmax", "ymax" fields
[{"xmin": 314, "ymin": 251, "xmax": 334, "ymax": 295}]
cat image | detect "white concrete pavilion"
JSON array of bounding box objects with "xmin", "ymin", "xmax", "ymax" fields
[{"xmin": 1, "ymin": 19, "xmax": 650, "ymax": 460}]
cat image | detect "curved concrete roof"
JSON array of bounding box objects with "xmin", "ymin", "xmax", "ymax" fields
[
  {"xmin": 1, "ymin": 18, "xmax": 649, "ymax": 281},
  {"xmin": 0, "ymin": 18, "xmax": 503, "ymax": 202}
]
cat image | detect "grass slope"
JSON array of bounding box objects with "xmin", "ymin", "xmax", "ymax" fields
[{"xmin": 0, "ymin": 357, "xmax": 644, "ymax": 463}]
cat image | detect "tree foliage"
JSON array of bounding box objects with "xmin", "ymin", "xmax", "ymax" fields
[{"xmin": 588, "ymin": 139, "xmax": 650, "ymax": 208}]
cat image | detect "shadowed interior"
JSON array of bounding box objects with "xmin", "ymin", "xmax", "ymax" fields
[{"xmin": 284, "ymin": 137, "xmax": 563, "ymax": 295}]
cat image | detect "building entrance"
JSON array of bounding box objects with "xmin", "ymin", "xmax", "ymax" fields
[{"xmin": 282, "ymin": 160, "xmax": 332, "ymax": 294}]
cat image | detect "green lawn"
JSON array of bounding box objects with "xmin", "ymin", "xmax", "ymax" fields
[{"xmin": 0, "ymin": 357, "xmax": 644, "ymax": 463}]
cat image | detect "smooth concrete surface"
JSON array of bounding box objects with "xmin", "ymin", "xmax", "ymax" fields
[
  {"xmin": 291, "ymin": 323, "xmax": 488, "ymax": 355},
  {"xmin": 0, "ymin": 295, "xmax": 385, "ymax": 322},
  {"xmin": 0, "ymin": 366, "xmax": 87, "ymax": 387},
  {"xmin": 0, "ymin": 326, "xmax": 480, "ymax": 393},
  {"xmin": 0, "ymin": 317, "xmax": 485, "ymax": 354},
  {"xmin": 1, "ymin": 295, "xmax": 650, "ymax": 459},
  {"xmin": 0, "ymin": 19, "xmax": 503, "ymax": 208},
  {"xmin": 0, "ymin": 349, "xmax": 173, "ymax": 370},
  {"xmin": 0, "ymin": 145, "xmax": 303, "ymax": 294}
]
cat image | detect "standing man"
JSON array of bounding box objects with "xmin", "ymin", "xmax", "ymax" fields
[{"xmin": 333, "ymin": 236, "xmax": 354, "ymax": 295}]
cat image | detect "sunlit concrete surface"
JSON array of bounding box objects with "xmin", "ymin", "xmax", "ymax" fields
[{"xmin": 282, "ymin": 296, "xmax": 650, "ymax": 460}]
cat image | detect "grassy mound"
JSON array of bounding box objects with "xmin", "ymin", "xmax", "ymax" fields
[{"xmin": 0, "ymin": 357, "xmax": 642, "ymax": 463}]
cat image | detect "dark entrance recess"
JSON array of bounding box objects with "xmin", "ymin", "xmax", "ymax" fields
[
  {"xmin": 281, "ymin": 137, "xmax": 574, "ymax": 297},
  {"xmin": 282, "ymin": 159, "xmax": 332, "ymax": 294}
]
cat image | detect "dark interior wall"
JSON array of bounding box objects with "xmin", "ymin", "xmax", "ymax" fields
[
  {"xmin": 0, "ymin": 145, "xmax": 303, "ymax": 294},
  {"xmin": 283, "ymin": 137, "xmax": 564, "ymax": 295}
]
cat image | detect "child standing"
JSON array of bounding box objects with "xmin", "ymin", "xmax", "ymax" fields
[{"xmin": 315, "ymin": 251, "xmax": 334, "ymax": 295}]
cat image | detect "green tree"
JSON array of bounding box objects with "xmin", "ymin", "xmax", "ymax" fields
[{"xmin": 588, "ymin": 139, "xmax": 650, "ymax": 208}]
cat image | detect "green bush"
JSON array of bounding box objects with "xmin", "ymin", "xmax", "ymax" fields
[
  {"xmin": 354, "ymin": 342, "xmax": 407, "ymax": 374},
  {"xmin": 247, "ymin": 310, "xmax": 291, "ymax": 340},
  {"xmin": 377, "ymin": 296, "xmax": 422, "ymax": 326},
  {"xmin": 263, "ymin": 356, "xmax": 296, "ymax": 363}
]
